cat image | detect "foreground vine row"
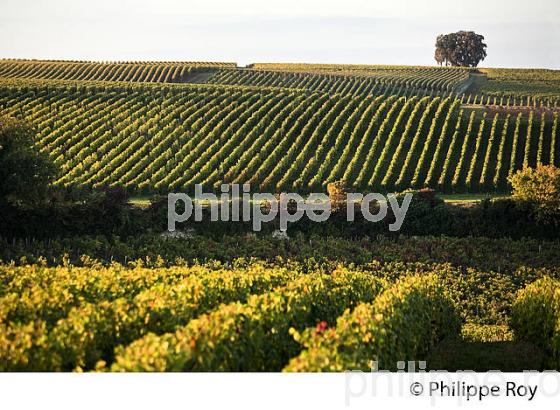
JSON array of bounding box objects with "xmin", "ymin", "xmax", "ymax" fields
[{"xmin": 2, "ymin": 255, "xmax": 559, "ymax": 371}]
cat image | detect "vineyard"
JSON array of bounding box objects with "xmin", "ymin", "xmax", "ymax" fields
[
  {"xmin": 1, "ymin": 72, "xmax": 559, "ymax": 194},
  {"xmin": 2, "ymin": 59, "xmax": 560, "ymax": 372},
  {"xmin": 476, "ymin": 68, "xmax": 560, "ymax": 99},
  {"xmin": 0, "ymin": 60, "xmax": 236, "ymax": 83},
  {"xmin": 0, "ymin": 60, "xmax": 469, "ymax": 94},
  {"xmin": 1, "ymin": 234, "xmax": 560, "ymax": 372},
  {"xmin": 0, "ymin": 263, "xmax": 454, "ymax": 371},
  {"xmin": 206, "ymin": 67, "xmax": 469, "ymax": 95}
]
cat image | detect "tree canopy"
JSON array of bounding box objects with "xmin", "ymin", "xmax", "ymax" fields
[
  {"xmin": 0, "ymin": 117, "xmax": 57, "ymax": 206},
  {"xmin": 435, "ymin": 31, "xmax": 487, "ymax": 68}
]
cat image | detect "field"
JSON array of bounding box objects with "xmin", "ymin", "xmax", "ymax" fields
[
  {"xmin": 2, "ymin": 59, "xmax": 560, "ymax": 372},
  {"xmin": 476, "ymin": 68, "xmax": 560, "ymax": 100},
  {"xmin": 1, "ymin": 60, "xmax": 559, "ymax": 194}
]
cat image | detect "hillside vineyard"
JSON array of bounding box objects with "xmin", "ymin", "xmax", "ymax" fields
[
  {"xmin": 1, "ymin": 60, "xmax": 559, "ymax": 194},
  {"xmin": 0, "ymin": 60, "xmax": 236, "ymax": 83}
]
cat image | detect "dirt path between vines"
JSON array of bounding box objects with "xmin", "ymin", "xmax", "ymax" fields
[{"xmin": 184, "ymin": 71, "xmax": 216, "ymax": 84}]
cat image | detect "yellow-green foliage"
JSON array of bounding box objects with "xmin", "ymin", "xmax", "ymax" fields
[
  {"xmin": 111, "ymin": 269, "xmax": 386, "ymax": 371},
  {"xmin": 0, "ymin": 263, "xmax": 297, "ymax": 371},
  {"xmin": 284, "ymin": 275, "xmax": 461, "ymax": 371},
  {"xmin": 2, "ymin": 256, "xmax": 558, "ymax": 372},
  {"xmin": 511, "ymin": 277, "xmax": 560, "ymax": 369},
  {"xmin": 509, "ymin": 165, "xmax": 560, "ymax": 224},
  {"xmin": 0, "ymin": 60, "xmax": 235, "ymax": 83}
]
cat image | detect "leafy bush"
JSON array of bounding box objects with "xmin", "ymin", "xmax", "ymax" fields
[
  {"xmin": 326, "ymin": 180, "xmax": 349, "ymax": 212},
  {"xmin": 509, "ymin": 165, "xmax": 560, "ymax": 225},
  {"xmin": 511, "ymin": 277, "xmax": 560, "ymax": 369},
  {"xmin": 0, "ymin": 321, "xmax": 51, "ymax": 371},
  {"xmin": 388, "ymin": 190, "xmax": 457, "ymax": 235}
]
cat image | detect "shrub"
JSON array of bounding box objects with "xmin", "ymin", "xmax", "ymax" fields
[
  {"xmin": 508, "ymin": 165, "xmax": 560, "ymax": 225},
  {"xmin": 0, "ymin": 117, "xmax": 57, "ymax": 207},
  {"xmin": 0, "ymin": 321, "xmax": 50, "ymax": 371},
  {"xmin": 388, "ymin": 190, "xmax": 457, "ymax": 235},
  {"xmin": 327, "ymin": 180, "xmax": 349, "ymax": 212},
  {"xmin": 511, "ymin": 277, "xmax": 560, "ymax": 369}
]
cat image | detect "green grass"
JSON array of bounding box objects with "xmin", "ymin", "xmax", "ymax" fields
[
  {"xmin": 129, "ymin": 193, "xmax": 511, "ymax": 208},
  {"xmin": 128, "ymin": 196, "xmax": 152, "ymax": 208},
  {"xmin": 439, "ymin": 193, "xmax": 510, "ymax": 203},
  {"xmin": 478, "ymin": 68, "xmax": 560, "ymax": 98}
]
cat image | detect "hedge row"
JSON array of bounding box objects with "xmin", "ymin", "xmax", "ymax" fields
[{"xmin": 3, "ymin": 234, "xmax": 560, "ymax": 272}]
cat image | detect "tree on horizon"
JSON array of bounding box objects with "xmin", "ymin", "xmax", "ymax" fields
[{"xmin": 435, "ymin": 31, "xmax": 487, "ymax": 68}]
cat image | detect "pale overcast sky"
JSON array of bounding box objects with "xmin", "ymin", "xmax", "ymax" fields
[{"xmin": 1, "ymin": 0, "xmax": 559, "ymax": 68}]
